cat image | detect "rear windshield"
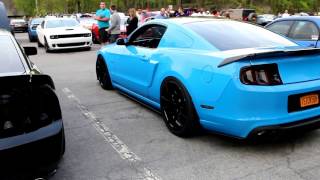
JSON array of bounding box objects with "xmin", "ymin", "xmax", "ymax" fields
[
  {"xmin": 185, "ymin": 20, "xmax": 297, "ymax": 51},
  {"xmin": 46, "ymin": 19, "xmax": 79, "ymax": 28},
  {"xmin": 0, "ymin": 35, "xmax": 25, "ymax": 74}
]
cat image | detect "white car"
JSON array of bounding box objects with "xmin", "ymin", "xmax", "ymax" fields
[{"xmin": 36, "ymin": 18, "xmax": 92, "ymax": 52}]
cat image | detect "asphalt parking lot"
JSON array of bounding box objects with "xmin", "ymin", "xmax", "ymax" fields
[{"xmin": 15, "ymin": 32, "xmax": 320, "ymax": 180}]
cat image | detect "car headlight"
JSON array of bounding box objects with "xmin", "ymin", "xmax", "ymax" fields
[
  {"xmin": 84, "ymin": 33, "xmax": 91, "ymax": 37},
  {"xmin": 50, "ymin": 35, "xmax": 58, "ymax": 39}
]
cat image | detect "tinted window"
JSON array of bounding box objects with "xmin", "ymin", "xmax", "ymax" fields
[
  {"xmin": 289, "ymin": 21, "xmax": 319, "ymax": 40},
  {"xmin": 129, "ymin": 25, "xmax": 166, "ymax": 48},
  {"xmin": 186, "ymin": 21, "xmax": 296, "ymax": 51},
  {"xmin": 46, "ymin": 19, "xmax": 79, "ymax": 28},
  {"xmin": 267, "ymin": 21, "xmax": 293, "ymax": 36},
  {"xmin": 0, "ymin": 35, "xmax": 25, "ymax": 73},
  {"xmin": 31, "ymin": 18, "xmax": 44, "ymax": 24}
]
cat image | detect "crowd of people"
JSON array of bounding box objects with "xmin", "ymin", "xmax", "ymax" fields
[
  {"xmin": 94, "ymin": 1, "xmax": 311, "ymax": 44},
  {"xmin": 93, "ymin": 2, "xmax": 229, "ymax": 44}
]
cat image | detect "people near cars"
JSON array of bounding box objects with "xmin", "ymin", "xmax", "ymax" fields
[
  {"xmin": 108, "ymin": 5, "xmax": 121, "ymax": 43},
  {"xmin": 155, "ymin": 8, "xmax": 169, "ymax": 19},
  {"xmin": 126, "ymin": 8, "xmax": 138, "ymax": 36},
  {"xmin": 282, "ymin": 10, "xmax": 290, "ymax": 18},
  {"xmin": 95, "ymin": 1, "xmax": 111, "ymax": 45},
  {"xmin": 174, "ymin": 7, "xmax": 185, "ymax": 17}
]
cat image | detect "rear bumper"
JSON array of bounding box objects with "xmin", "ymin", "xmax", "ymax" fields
[
  {"xmin": 0, "ymin": 120, "xmax": 65, "ymax": 177},
  {"xmin": 199, "ymin": 78, "xmax": 320, "ymax": 138},
  {"xmin": 247, "ymin": 115, "xmax": 320, "ymax": 139}
]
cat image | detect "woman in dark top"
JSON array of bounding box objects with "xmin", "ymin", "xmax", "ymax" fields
[{"xmin": 126, "ymin": 8, "xmax": 138, "ymax": 36}]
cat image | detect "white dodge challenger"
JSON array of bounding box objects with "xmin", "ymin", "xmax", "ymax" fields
[{"xmin": 36, "ymin": 18, "xmax": 92, "ymax": 52}]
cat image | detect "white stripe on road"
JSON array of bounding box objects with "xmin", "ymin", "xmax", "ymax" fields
[{"xmin": 62, "ymin": 88, "xmax": 161, "ymax": 180}]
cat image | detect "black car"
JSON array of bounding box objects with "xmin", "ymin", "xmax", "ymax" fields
[
  {"xmin": 0, "ymin": 2, "xmax": 13, "ymax": 34},
  {"xmin": 10, "ymin": 18, "xmax": 28, "ymax": 32},
  {"xmin": 0, "ymin": 29, "xmax": 65, "ymax": 179}
]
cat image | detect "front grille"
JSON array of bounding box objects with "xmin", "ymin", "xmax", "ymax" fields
[
  {"xmin": 57, "ymin": 42, "xmax": 86, "ymax": 47},
  {"xmin": 57, "ymin": 34, "xmax": 88, "ymax": 38}
]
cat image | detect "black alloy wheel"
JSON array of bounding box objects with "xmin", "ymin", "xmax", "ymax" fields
[
  {"xmin": 160, "ymin": 78, "xmax": 200, "ymax": 137},
  {"xmin": 96, "ymin": 57, "xmax": 113, "ymax": 90}
]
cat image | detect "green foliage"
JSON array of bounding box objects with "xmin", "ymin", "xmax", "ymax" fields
[{"xmin": 12, "ymin": 0, "xmax": 320, "ymax": 16}]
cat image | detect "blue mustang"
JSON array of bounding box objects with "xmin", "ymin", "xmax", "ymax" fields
[
  {"xmin": 27, "ymin": 18, "xmax": 44, "ymax": 42},
  {"xmin": 266, "ymin": 16, "xmax": 320, "ymax": 48},
  {"xmin": 96, "ymin": 18, "xmax": 320, "ymax": 139}
]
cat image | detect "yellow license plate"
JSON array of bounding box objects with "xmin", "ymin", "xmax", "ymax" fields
[{"xmin": 300, "ymin": 94, "xmax": 319, "ymax": 108}]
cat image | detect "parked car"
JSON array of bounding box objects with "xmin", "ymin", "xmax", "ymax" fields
[
  {"xmin": 28, "ymin": 18, "xmax": 44, "ymax": 42},
  {"xmin": 256, "ymin": 14, "xmax": 276, "ymax": 26},
  {"xmin": 79, "ymin": 18, "xmax": 97, "ymax": 30},
  {"xmin": 10, "ymin": 18, "xmax": 28, "ymax": 32},
  {"xmin": 0, "ymin": 29, "xmax": 65, "ymax": 179},
  {"xmin": 265, "ymin": 16, "xmax": 320, "ymax": 48},
  {"xmin": 0, "ymin": 1, "xmax": 13, "ymax": 35},
  {"xmin": 227, "ymin": 9, "xmax": 255, "ymax": 21},
  {"xmin": 36, "ymin": 18, "xmax": 92, "ymax": 52},
  {"xmin": 96, "ymin": 18, "xmax": 320, "ymax": 139}
]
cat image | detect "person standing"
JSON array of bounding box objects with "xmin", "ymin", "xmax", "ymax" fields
[
  {"xmin": 107, "ymin": 5, "xmax": 121, "ymax": 43},
  {"xmin": 126, "ymin": 8, "xmax": 138, "ymax": 36},
  {"xmin": 282, "ymin": 10, "xmax": 290, "ymax": 18},
  {"xmin": 95, "ymin": 2, "xmax": 111, "ymax": 45},
  {"xmin": 155, "ymin": 8, "xmax": 168, "ymax": 19}
]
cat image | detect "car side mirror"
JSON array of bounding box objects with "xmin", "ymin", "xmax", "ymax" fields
[
  {"xmin": 23, "ymin": 47, "xmax": 37, "ymax": 56},
  {"xmin": 116, "ymin": 38, "xmax": 128, "ymax": 46}
]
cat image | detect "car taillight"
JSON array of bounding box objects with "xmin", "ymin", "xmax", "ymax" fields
[{"xmin": 240, "ymin": 63, "xmax": 282, "ymax": 86}]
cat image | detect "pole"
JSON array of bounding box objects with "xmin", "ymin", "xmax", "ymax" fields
[{"xmin": 35, "ymin": 0, "xmax": 38, "ymax": 15}]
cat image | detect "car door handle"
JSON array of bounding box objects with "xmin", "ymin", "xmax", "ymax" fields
[{"xmin": 138, "ymin": 55, "xmax": 149, "ymax": 61}]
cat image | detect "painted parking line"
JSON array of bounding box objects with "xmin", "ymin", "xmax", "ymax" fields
[{"xmin": 62, "ymin": 88, "xmax": 161, "ymax": 180}]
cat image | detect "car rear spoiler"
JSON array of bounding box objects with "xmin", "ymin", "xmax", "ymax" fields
[{"xmin": 217, "ymin": 48, "xmax": 320, "ymax": 68}]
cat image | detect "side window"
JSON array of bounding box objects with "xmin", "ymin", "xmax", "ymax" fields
[
  {"xmin": 288, "ymin": 21, "xmax": 319, "ymax": 41},
  {"xmin": 129, "ymin": 25, "xmax": 167, "ymax": 49},
  {"xmin": 267, "ymin": 21, "xmax": 293, "ymax": 36},
  {"xmin": 41, "ymin": 21, "xmax": 45, "ymax": 29}
]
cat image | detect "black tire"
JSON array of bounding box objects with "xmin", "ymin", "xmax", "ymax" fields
[
  {"xmin": 28, "ymin": 33, "xmax": 33, "ymax": 42},
  {"xmin": 96, "ymin": 56, "xmax": 113, "ymax": 90},
  {"xmin": 44, "ymin": 38, "xmax": 51, "ymax": 53},
  {"xmin": 160, "ymin": 78, "xmax": 201, "ymax": 137},
  {"xmin": 38, "ymin": 38, "xmax": 44, "ymax": 47}
]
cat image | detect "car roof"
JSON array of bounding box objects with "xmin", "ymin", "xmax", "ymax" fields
[
  {"xmin": 0, "ymin": 28, "xmax": 11, "ymax": 35},
  {"xmin": 151, "ymin": 17, "xmax": 227, "ymax": 25},
  {"xmin": 274, "ymin": 16, "xmax": 320, "ymax": 22},
  {"xmin": 45, "ymin": 18, "xmax": 75, "ymax": 21}
]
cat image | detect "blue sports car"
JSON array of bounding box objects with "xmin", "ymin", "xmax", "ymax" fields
[
  {"xmin": 28, "ymin": 18, "xmax": 44, "ymax": 42},
  {"xmin": 96, "ymin": 18, "xmax": 320, "ymax": 139}
]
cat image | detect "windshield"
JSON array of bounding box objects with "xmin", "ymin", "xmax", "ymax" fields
[
  {"xmin": 0, "ymin": 35, "xmax": 25, "ymax": 74},
  {"xmin": 46, "ymin": 19, "xmax": 79, "ymax": 28},
  {"xmin": 31, "ymin": 18, "xmax": 44, "ymax": 24},
  {"xmin": 185, "ymin": 20, "xmax": 297, "ymax": 51}
]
